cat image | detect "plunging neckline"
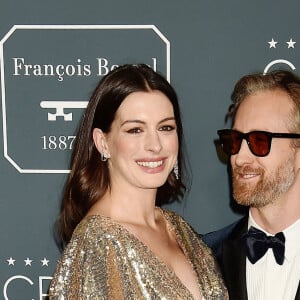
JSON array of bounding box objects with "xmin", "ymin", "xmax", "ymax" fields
[{"xmin": 86, "ymin": 208, "xmax": 202, "ymax": 300}]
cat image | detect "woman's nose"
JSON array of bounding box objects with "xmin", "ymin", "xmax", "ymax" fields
[{"xmin": 144, "ymin": 131, "xmax": 162, "ymax": 153}]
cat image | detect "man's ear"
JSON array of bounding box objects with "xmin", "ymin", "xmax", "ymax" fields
[{"xmin": 93, "ymin": 128, "xmax": 111, "ymax": 158}]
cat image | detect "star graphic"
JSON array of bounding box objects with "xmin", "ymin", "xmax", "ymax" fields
[
  {"xmin": 41, "ymin": 257, "xmax": 49, "ymax": 266},
  {"xmin": 286, "ymin": 38, "xmax": 296, "ymax": 48},
  {"xmin": 7, "ymin": 257, "xmax": 16, "ymax": 266},
  {"xmin": 24, "ymin": 258, "xmax": 33, "ymax": 266},
  {"xmin": 268, "ymin": 38, "xmax": 278, "ymax": 48}
]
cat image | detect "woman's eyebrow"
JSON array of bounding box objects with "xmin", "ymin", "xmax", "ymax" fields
[{"xmin": 121, "ymin": 117, "xmax": 175, "ymax": 127}]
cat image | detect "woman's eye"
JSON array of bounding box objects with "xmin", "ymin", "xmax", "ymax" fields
[
  {"xmin": 127, "ymin": 127, "xmax": 142, "ymax": 134},
  {"xmin": 159, "ymin": 125, "xmax": 176, "ymax": 131}
]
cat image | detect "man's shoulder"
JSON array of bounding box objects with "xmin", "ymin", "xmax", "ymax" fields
[{"xmin": 202, "ymin": 216, "xmax": 248, "ymax": 259}]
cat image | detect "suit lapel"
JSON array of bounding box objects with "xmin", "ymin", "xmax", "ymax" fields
[
  {"xmin": 295, "ymin": 282, "xmax": 300, "ymax": 300},
  {"xmin": 222, "ymin": 217, "xmax": 248, "ymax": 300}
]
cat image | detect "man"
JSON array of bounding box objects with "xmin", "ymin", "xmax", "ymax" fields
[{"xmin": 203, "ymin": 70, "xmax": 300, "ymax": 300}]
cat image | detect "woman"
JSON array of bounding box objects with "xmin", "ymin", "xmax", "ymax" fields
[{"xmin": 49, "ymin": 64, "xmax": 228, "ymax": 299}]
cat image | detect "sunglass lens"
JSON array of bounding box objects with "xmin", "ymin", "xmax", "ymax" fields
[
  {"xmin": 248, "ymin": 132, "xmax": 270, "ymax": 156},
  {"xmin": 219, "ymin": 131, "xmax": 241, "ymax": 155}
]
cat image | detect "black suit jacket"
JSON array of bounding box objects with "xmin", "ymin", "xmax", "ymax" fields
[{"xmin": 203, "ymin": 217, "xmax": 300, "ymax": 300}]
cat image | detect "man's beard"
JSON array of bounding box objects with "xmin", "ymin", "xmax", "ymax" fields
[{"xmin": 232, "ymin": 156, "xmax": 295, "ymax": 207}]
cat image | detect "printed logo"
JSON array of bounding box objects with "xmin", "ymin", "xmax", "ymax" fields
[
  {"xmin": 2, "ymin": 256, "xmax": 53, "ymax": 299},
  {"xmin": 264, "ymin": 37, "xmax": 296, "ymax": 73},
  {"xmin": 0, "ymin": 25, "xmax": 170, "ymax": 173}
]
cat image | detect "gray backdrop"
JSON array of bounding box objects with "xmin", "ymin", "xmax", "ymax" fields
[{"xmin": 1, "ymin": 1, "xmax": 299, "ymax": 298}]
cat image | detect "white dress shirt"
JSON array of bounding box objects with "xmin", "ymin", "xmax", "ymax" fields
[{"xmin": 246, "ymin": 212, "xmax": 300, "ymax": 300}]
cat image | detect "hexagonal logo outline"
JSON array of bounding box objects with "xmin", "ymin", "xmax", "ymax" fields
[{"xmin": 0, "ymin": 24, "xmax": 170, "ymax": 173}]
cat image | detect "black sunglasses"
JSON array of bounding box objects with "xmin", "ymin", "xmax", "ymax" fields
[{"xmin": 217, "ymin": 129, "xmax": 300, "ymax": 157}]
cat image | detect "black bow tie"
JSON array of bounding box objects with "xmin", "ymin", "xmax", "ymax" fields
[{"xmin": 242, "ymin": 226, "xmax": 285, "ymax": 265}]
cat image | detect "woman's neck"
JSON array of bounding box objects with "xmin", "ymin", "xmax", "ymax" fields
[{"xmin": 88, "ymin": 186, "xmax": 159, "ymax": 226}]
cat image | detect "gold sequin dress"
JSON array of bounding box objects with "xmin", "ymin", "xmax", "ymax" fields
[{"xmin": 49, "ymin": 209, "xmax": 228, "ymax": 299}]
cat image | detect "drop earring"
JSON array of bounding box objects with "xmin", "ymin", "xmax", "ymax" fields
[
  {"xmin": 101, "ymin": 152, "xmax": 108, "ymax": 162},
  {"xmin": 173, "ymin": 160, "xmax": 179, "ymax": 180}
]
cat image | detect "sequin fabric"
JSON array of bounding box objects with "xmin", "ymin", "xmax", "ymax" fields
[{"xmin": 49, "ymin": 209, "xmax": 228, "ymax": 299}]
